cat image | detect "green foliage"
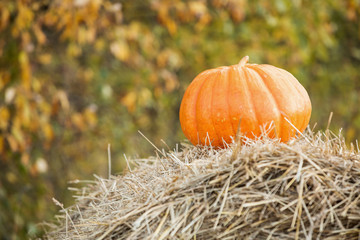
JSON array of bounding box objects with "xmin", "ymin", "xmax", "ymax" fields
[{"xmin": 0, "ymin": 0, "xmax": 359, "ymax": 238}]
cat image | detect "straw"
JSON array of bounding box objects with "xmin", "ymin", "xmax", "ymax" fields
[{"xmin": 44, "ymin": 129, "xmax": 360, "ymax": 240}]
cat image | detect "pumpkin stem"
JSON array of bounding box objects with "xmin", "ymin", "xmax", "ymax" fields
[{"xmin": 238, "ymin": 56, "xmax": 249, "ymax": 67}]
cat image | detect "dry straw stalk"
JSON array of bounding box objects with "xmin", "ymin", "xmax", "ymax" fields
[{"xmin": 45, "ymin": 129, "xmax": 360, "ymax": 240}]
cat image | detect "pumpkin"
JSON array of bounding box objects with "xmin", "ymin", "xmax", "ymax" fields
[{"xmin": 179, "ymin": 56, "xmax": 312, "ymax": 147}]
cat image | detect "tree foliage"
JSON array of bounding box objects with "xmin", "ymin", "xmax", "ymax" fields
[{"xmin": 0, "ymin": 0, "xmax": 359, "ymax": 238}]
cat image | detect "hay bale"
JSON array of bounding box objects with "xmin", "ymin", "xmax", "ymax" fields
[{"xmin": 45, "ymin": 130, "xmax": 360, "ymax": 239}]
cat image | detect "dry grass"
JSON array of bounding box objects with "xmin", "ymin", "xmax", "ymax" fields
[{"xmin": 44, "ymin": 129, "xmax": 360, "ymax": 239}]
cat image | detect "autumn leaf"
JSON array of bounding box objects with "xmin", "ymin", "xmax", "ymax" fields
[
  {"xmin": 110, "ymin": 40, "xmax": 130, "ymax": 61},
  {"xmin": 121, "ymin": 91, "xmax": 137, "ymax": 113},
  {"xmin": 0, "ymin": 107, "xmax": 10, "ymax": 130}
]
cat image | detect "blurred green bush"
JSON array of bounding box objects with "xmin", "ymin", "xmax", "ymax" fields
[{"xmin": 0, "ymin": 0, "xmax": 359, "ymax": 238}]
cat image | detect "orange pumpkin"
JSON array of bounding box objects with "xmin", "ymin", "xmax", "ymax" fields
[{"xmin": 179, "ymin": 56, "xmax": 312, "ymax": 147}]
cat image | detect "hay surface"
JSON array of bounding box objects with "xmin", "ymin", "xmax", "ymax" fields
[{"xmin": 45, "ymin": 130, "xmax": 360, "ymax": 240}]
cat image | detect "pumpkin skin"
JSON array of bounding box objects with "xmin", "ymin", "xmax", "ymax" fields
[{"xmin": 179, "ymin": 56, "xmax": 312, "ymax": 147}]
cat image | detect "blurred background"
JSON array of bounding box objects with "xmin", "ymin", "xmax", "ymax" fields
[{"xmin": 0, "ymin": 0, "xmax": 359, "ymax": 238}]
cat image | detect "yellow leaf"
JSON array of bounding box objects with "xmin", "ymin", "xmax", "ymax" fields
[
  {"xmin": 0, "ymin": 7, "xmax": 10, "ymax": 31},
  {"xmin": 189, "ymin": 1, "xmax": 207, "ymax": 16},
  {"xmin": 121, "ymin": 91, "xmax": 137, "ymax": 113},
  {"xmin": 138, "ymin": 88, "xmax": 152, "ymax": 107},
  {"xmin": 127, "ymin": 22, "xmax": 141, "ymax": 41},
  {"xmin": 72, "ymin": 113, "xmax": 86, "ymax": 131},
  {"xmin": 21, "ymin": 153, "xmax": 29, "ymax": 167},
  {"xmin": 11, "ymin": 126, "xmax": 25, "ymax": 149},
  {"xmin": 43, "ymin": 9, "xmax": 58, "ymax": 27},
  {"xmin": 110, "ymin": 41, "xmax": 130, "ymax": 61},
  {"xmin": 67, "ymin": 43, "xmax": 82, "ymax": 57},
  {"xmin": 42, "ymin": 123, "xmax": 54, "ymax": 141},
  {"xmin": 0, "ymin": 107, "xmax": 10, "ymax": 130},
  {"xmin": 86, "ymin": 27, "xmax": 96, "ymax": 43},
  {"xmin": 166, "ymin": 19, "xmax": 177, "ymax": 36},
  {"xmin": 33, "ymin": 24, "xmax": 47, "ymax": 45},
  {"xmin": 19, "ymin": 51, "xmax": 31, "ymax": 89},
  {"xmin": 84, "ymin": 107, "xmax": 97, "ymax": 128},
  {"xmin": 56, "ymin": 90, "xmax": 70, "ymax": 112},
  {"xmin": 21, "ymin": 100, "xmax": 31, "ymax": 128},
  {"xmin": 0, "ymin": 71, "xmax": 10, "ymax": 91},
  {"xmin": 0, "ymin": 136, "xmax": 4, "ymax": 154},
  {"xmin": 39, "ymin": 100, "xmax": 51, "ymax": 117},
  {"xmin": 74, "ymin": 0, "xmax": 90, "ymax": 7},
  {"xmin": 156, "ymin": 3, "xmax": 177, "ymax": 35},
  {"xmin": 38, "ymin": 54, "xmax": 52, "ymax": 65},
  {"xmin": 7, "ymin": 135, "xmax": 18, "ymax": 152},
  {"xmin": 95, "ymin": 38, "xmax": 105, "ymax": 51},
  {"xmin": 31, "ymin": 77, "xmax": 42, "ymax": 92},
  {"xmin": 77, "ymin": 27, "xmax": 88, "ymax": 44},
  {"xmin": 14, "ymin": 2, "xmax": 34, "ymax": 35}
]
